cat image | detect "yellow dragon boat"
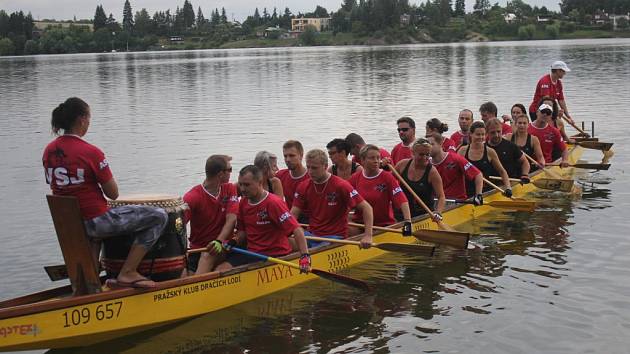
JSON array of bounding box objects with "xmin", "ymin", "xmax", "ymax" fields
[{"xmin": 0, "ymin": 145, "xmax": 588, "ymax": 351}]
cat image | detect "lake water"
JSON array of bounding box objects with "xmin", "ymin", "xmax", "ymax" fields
[{"xmin": 1, "ymin": 38, "xmax": 629, "ymax": 353}]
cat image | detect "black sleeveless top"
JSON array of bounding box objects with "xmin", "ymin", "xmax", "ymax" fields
[
  {"xmin": 465, "ymin": 145, "xmax": 496, "ymax": 194},
  {"xmin": 401, "ymin": 160, "xmax": 434, "ymax": 217},
  {"xmin": 331, "ymin": 162, "xmax": 358, "ymax": 176},
  {"xmin": 511, "ymin": 133, "xmax": 538, "ymax": 172},
  {"xmin": 267, "ymin": 179, "xmax": 274, "ymax": 194}
]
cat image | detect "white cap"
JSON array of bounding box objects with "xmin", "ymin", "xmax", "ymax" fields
[
  {"xmin": 551, "ymin": 61, "xmax": 570, "ymax": 72},
  {"xmin": 538, "ymin": 103, "xmax": 553, "ymax": 112}
]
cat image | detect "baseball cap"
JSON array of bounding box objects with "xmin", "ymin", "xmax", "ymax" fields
[
  {"xmin": 551, "ymin": 61, "xmax": 571, "ymax": 72},
  {"xmin": 538, "ymin": 103, "xmax": 553, "ymax": 112}
]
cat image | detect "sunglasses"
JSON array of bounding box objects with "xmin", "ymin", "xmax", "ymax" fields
[
  {"xmin": 397, "ymin": 127, "xmax": 410, "ymax": 132},
  {"xmin": 541, "ymin": 110, "xmax": 552, "ymax": 115}
]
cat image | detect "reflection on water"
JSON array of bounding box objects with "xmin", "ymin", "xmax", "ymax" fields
[{"xmin": 2, "ymin": 39, "xmax": 630, "ymax": 353}]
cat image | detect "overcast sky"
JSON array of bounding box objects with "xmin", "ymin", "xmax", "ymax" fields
[{"xmin": 0, "ymin": 0, "xmax": 561, "ymax": 22}]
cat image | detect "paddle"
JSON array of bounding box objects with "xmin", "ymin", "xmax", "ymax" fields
[
  {"xmin": 575, "ymin": 141, "xmax": 613, "ymax": 152},
  {"xmin": 523, "ymin": 153, "xmax": 564, "ymax": 180},
  {"xmin": 489, "ymin": 176, "xmax": 574, "ymax": 193},
  {"xmin": 347, "ymin": 222, "xmax": 469, "ymax": 249},
  {"xmin": 304, "ymin": 235, "xmax": 435, "ymax": 256},
  {"xmin": 547, "ymin": 162, "xmax": 611, "ymax": 170},
  {"xmin": 385, "ymin": 163, "xmax": 454, "ymax": 232},
  {"xmin": 443, "ymin": 198, "xmax": 537, "ymax": 212},
  {"xmin": 482, "ymin": 177, "xmax": 537, "ymax": 211},
  {"xmin": 188, "ymin": 246, "xmax": 371, "ymax": 292}
]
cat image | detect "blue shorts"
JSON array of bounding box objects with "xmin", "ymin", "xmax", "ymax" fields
[
  {"xmin": 84, "ymin": 205, "xmax": 168, "ymax": 250},
  {"xmin": 305, "ymin": 231, "xmax": 342, "ymax": 248}
]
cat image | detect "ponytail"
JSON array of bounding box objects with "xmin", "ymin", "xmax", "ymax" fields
[
  {"xmin": 51, "ymin": 97, "xmax": 89, "ymax": 135},
  {"xmin": 426, "ymin": 118, "xmax": 449, "ymax": 134}
]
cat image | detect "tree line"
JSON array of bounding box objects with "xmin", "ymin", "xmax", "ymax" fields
[{"xmin": 2, "ymin": 0, "xmax": 630, "ymax": 56}]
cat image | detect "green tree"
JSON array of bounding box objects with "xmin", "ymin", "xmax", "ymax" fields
[
  {"xmin": 618, "ymin": 17, "xmax": 629, "ymax": 30},
  {"xmin": 454, "ymin": 0, "xmax": 466, "ymax": 16},
  {"xmin": 473, "ymin": 0, "xmax": 490, "ymax": 17},
  {"xmin": 0, "ymin": 10, "xmax": 9, "ymax": 37},
  {"xmin": 545, "ymin": 23, "xmax": 559, "ymax": 38},
  {"xmin": 196, "ymin": 7, "xmax": 206, "ymax": 30},
  {"xmin": 123, "ymin": 0, "xmax": 134, "ymax": 32},
  {"xmin": 134, "ymin": 8, "xmax": 153, "ymax": 36},
  {"xmin": 518, "ymin": 24, "xmax": 536, "ymax": 39},
  {"xmin": 221, "ymin": 7, "xmax": 228, "ymax": 23},
  {"xmin": 106, "ymin": 13, "xmax": 119, "ymax": 32},
  {"xmin": 182, "ymin": 0, "xmax": 195, "ymax": 29},
  {"xmin": 0, "ymin": 37, "xmax": 15, "ymax": 55},
  {"xmin": 94, "ymin": 5, "xmax": 107, "ymax": 31},
  {"xmin": 23, "ymin": 39, "xmax": 38, "ymax": 54},
  {"xmin": 300, "ymin": 24, "xmax": 317, "ymax": 45}
]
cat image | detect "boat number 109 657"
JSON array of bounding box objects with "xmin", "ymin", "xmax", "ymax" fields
[{"xmin": 62, "ymin": 301, "xmax": 123, "ymax": 328}]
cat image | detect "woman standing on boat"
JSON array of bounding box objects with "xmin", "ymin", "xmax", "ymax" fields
[
  {"xmin": 42, "ymin": 97, "xmax": 168, "ymax": 289},
  {"xmin": 348, "ymin": 145, "xmax": 413, "ymax": 234},
  {"xmin": 426, "ymin": 118, "xmax": 456, "ymax": 152},
  {"xmin": 457, "ymin": 121, "xmax": 512, "ymax": 197},
  {"xmin": 254, "ymin": 151, "xmax": 284, "ymax": 199},
  {"xmin": 394, "ymin": 138, "xmax": 446, "ymax": 220}
]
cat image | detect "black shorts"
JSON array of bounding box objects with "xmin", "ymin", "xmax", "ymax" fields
[{"xmin": 187, "ymin": 253, "xmax": 200, "ymax": 273}]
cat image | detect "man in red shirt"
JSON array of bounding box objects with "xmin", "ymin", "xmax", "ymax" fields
[
  {"xmin": 346, "ymin": 132, "xmax": 391, "ymax": 165},
  {"xmin": 529, "ymin": 61, "xmax": 574, "ymax": 124},
  {"xmin": 276, "ymin": 140, "xmax": 310, "ymax": 213},
  {"xmin": 349, "ymin": 145, "xmax": 412, "ymax": 230},
  {"xmin": 480, "ymin": 102, "xmax": 512, "ymax": 135},
  {"xmin": 216, "ymin": 165, "xmax": 310, "ymax": 272},
  {"xmin": 429, "ymin": 133, "xmax": 484, "ymax": 203},
  {"xmin": 528, "ymin": 104, "xmax": 569, "ymax": 167},
  {"xmin": 391, "ymin": 116, "xmax": 416, "ymax": 164},
  {"xmin": 291, "ymin": 149, "xmax": 375, "ymax": 248},
  {"xmin": 450, "ymin": 109, "xmax": 474, "ymax": 148},
  {"xmin": 183, "ymin": 155, "xmax": 238, "ymax": 274}
]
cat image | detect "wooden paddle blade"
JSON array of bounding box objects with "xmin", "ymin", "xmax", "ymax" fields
[
  {"xmin": 578, "ymin": 141, "xmax": 613, "ymax": 151},
  {"xmin": 532, "ymin": 178, "xmax": 574, "ymax": 192},
  {"xmin": 571, "ymin": 163, "xmax": 610, "ymax": 170},
  {"xmin": 311, "ymin": 269, "xmax": 371, "ymax": 292},
  {"xmin": 572, "ymin": 136, "xmax": 598, "ymax": 143},
  {"xmin": 375, "ymin": 243, "xmax": 435, "ymax": 256},
  {"xmin": 413, "ymin": 229, "xmax": 469, "ymax": 249},
  {"xmin": 487, "ymin": 200, "xmax": 537, "ymax": 212}
]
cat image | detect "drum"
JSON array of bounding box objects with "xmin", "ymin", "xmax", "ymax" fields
[{"xmin": 101, "ymin": 194, "xmax": 187, "ymax": 281}]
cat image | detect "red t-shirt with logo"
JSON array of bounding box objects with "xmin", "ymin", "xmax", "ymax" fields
[
  {"xmin": 276, "ymin": 168, "xmax": 309, "ymax": 209},
  {"xmin": 237, "ymin": 192, "xmax": 298, "ymax": 256},
  {"xmin": 529, "ymin": 74, "xmax": 564, "ymax": 113},
  {"xmin": 293, "ymin": 175, "xmax": 364, "ymax": 238},
  {"xmin": 42, "ymin": 135, "xmax": 113, "ymax": 219},
  {"xmin": 183, "ymin": 183, "xmax": 239, "ymax": 249},
  {"xmin": 502, "ymin": 122, "xmax": 513, "ymax": 135},
  {"xmin": 348, "ymin": 170, "xmax": 408, "ymax": 226},
  {"xmin": 432, "ymin": 152, "xmax": 481, "ymax": 200},
  {"xmin": 528, "ymin": 123, "xmax": 566, "ymax": 163},
  {"xmin": 450, "ymin": 131, "xmax": 469, "ymax": 148},
  {"xmin": 391, "ymin": 142, "xmax": 412, "ymax": 165},
  {"xmin": 442, "ymin": 137, "xmax": 457, "ymax": 152}
]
